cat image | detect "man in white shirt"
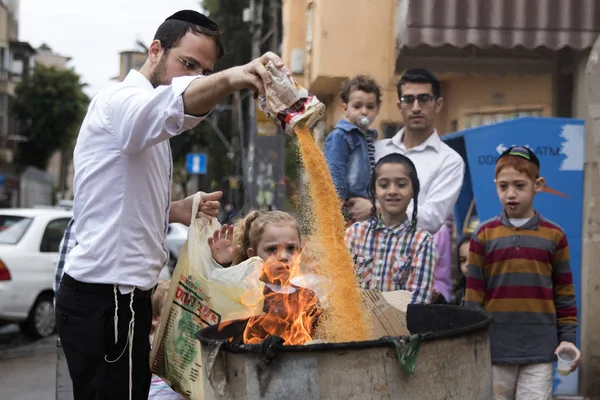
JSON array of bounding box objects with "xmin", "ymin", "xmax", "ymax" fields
[
  {"xmin": 375, "ymin": 68, "xmax": 465, "ymax": 302},
  {"xmin": 55, "ymin": 10, "xmax": 289, "ymax": 400}
]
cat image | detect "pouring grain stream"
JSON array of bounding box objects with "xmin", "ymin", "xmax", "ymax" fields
[
  {"xmin": 257, "ymin": 60, "xmax": 370, "ymax": 342},
  {"xmin": 294, "ymin": 125, "xmax": 370, "ymax": 342}
]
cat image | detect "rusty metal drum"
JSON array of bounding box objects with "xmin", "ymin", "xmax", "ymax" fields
[{"xmin": 196, "ymin": 304, "xmax": 493, "ymax": 400}]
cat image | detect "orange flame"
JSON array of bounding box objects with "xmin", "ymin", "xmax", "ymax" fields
[{"xmin": 240, "ymin": 246, "xmax": 321, "ymax": 346}]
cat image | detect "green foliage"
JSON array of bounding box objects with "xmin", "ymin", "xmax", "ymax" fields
[
  {"xmin": 13, "ymin": 64, "xmax": 88, "ymax": 169},
  {"xmin": 203, "ymin": 0, "xmax": 252, "ymax": 70}
]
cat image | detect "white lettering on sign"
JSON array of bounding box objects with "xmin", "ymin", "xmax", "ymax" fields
[{"xmin": 192, "ymin": 156, "xmax": 200, "ymax": 173}]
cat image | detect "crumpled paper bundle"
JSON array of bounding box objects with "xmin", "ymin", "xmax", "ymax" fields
[{"xmin": 258, "ymin": 61, "xmax": 326, "ymax": 135}]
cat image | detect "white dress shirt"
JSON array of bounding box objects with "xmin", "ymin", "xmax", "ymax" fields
[
  {"xmin": 375, "ymin": 129, "xmax": 465, "ymax": 233},
  {"xmin": 64, "ymin": 70, "xmax": 206, "ymax": 291}
]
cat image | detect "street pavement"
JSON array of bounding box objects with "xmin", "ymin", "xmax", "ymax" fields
[
  {"xmin": 0, "ymin": 322, "xmax": 588, "ymax": 400},
  {"xmin": 0, "ymin": 323, "xmax": 57, "ymax": 400}
]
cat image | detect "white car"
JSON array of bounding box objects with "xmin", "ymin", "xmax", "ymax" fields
[
  {"xmin": 0, "ymin": 208, "xmax": 72, "ymax": 337},
  {"xmin": 165, "ymin": 222, "xmax": 188, "ymax": 272}
]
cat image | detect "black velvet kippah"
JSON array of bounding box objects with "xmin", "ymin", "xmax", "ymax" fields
[
  {"xmin": 498, "ymin": 145, "xmax": 541, "ymax": 168},
  {"xmin": 166, "ymin": 10, "xmax": 219, "ymax": 32}
]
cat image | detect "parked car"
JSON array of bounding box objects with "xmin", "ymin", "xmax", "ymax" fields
[
  {"xmin": 56, "ymin": 200, "xmax": 74, "ymax": 211},
  {"xmin": 164, "ymin": 223, "xmax": 189, "ymax": 275},
  {"xmin": 0, "ymin": 208, "xmax": 72, "ymax": 338}
]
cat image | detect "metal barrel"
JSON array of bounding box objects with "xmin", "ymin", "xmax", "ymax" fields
[{"xmin": 197, "ymin": 304, "xmax": 493, "ymax": 400}]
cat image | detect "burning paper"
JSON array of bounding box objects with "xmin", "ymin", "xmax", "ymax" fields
[{"xmin": 228, "ymin": 249, "xmax": 322, "ymax": 346}]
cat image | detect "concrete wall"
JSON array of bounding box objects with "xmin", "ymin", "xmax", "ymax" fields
[
  {"xmin": 440, "ymin": 74, "xmax": 553, "ymax": 134},
  {"xmin": 281, "ymin": 0, "xmax": 307, "ymax": 86},
  {"xmin": 0, "ymin": 6, "xmax": 8, "ymax": 43},
  {"xmin": 306, "ymin": 0, "xmax": 397, "ymax": 85},
  {"xmin": 116, "ymin": 51, "xmax": 146, "ymax": 82},
  {"xmin": 0, "ymin": 4, "xmax": 17, "ymax": 43},
  {"xmin": 572, "ymin": 48, "xmax": 600, "ymax": 399},
  {"xmin": 282, "ymin": 0, "xmax": 401, "ymax": 135}
]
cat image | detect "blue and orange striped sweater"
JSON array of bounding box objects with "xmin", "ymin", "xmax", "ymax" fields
[{"xmin": 465, "ymin": 211, "xmax": 578, "ymax": 364}]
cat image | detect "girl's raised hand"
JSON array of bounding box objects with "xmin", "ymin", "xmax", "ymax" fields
[{"xmin": 208, "ymin": 224, "xmax": 241, "ymax": 266}]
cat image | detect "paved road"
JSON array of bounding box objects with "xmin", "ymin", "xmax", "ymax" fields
[
  {"xmin": 0, "ymin": 323, "xmax": 588, "ymax": 400},
  {"xmin": 0, "ymin": 324, "xmax": 57, "ymax": 400}
]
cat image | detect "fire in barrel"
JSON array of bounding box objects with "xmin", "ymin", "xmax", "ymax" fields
[
  {"xmin": 198, "ymin": 304, "xmax": 494, "ymax": 400},
  {"xmin": 236, "ymin": 249, "xmax": 321, "ymax": 346}
]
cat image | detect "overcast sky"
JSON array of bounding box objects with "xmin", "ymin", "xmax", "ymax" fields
[{"xmin": 20, "ymin": 0, "xmax": 205, "ymax": 97}]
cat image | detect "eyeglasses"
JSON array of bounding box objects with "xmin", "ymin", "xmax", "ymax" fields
[
  {"xmin": 400, "ymin": 93, "xmax": 436, "ymax": 107},
  {"xmin": 171, "ymin": 53, "xmax": 211, "ymax": 76}
]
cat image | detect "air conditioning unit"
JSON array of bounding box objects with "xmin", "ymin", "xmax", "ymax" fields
[{"xmin": 290, "ymin": 48, "xmax": 305, "ymax": 74}]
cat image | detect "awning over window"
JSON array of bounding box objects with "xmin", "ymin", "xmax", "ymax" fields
[{"xmin": 396, "ymin": 0, "xmax": 600, "ymax": 51}]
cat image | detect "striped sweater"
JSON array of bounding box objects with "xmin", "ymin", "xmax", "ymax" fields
[{"xmin": 465, "ymin": 211, "xmax": 578, "ymax": 364}]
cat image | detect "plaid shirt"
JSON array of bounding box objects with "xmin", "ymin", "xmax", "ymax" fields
[
  {"xmin": 345, "ymin": 217, "xmax": 437, "ymax": 304},
  {"xmin": 54, "ymin": 218, "xmax": 76, "ymax": 296}
]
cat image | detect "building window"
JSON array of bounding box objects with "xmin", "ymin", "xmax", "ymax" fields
[
  {"xmin": 0, "ymin": 94, "xmax": 7, "ymax": 114},
  {"xmin": 0, "ymin": 115, "xmax": 6, "ymax": 137},
  {"xmin": 10, "ymin": 58, "xmax": 23, "ymax": 82},
  {"xmin": 381, "ymin": 122, "xmax": 403, "ymax": 139},
  {"xmin": 463, "ymin": 107, "xmax": 543, "ymax": 130},
  {"xmin": 0, "ymin": 94, "xmax": 8, "ymax": 138},
  {"xmin": 0, "ymin": 47, "xmax": 6, "ymax": 71}
]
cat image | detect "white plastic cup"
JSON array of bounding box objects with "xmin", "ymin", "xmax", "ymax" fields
[{"xmin": 557, "ymin": 348, "xmax": 576, "ymax": 376}]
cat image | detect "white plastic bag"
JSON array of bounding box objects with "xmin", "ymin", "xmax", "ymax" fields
[{"xmin": 150, "ymin": 192, "xmax": 264, "ymax": 399}]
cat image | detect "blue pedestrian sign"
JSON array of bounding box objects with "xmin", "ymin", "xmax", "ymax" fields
[{"xmin": 186, "ymin": 153, "xmax": 207, "ymax": 174}]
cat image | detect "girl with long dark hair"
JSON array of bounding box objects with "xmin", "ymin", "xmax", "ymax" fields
[{"xmin": 344, "ymin": 153, "xmax": 437, "ymax": 304}]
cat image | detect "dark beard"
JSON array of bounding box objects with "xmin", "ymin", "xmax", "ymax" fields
[{"xmin": 149, "ymin": 56, "xmax": 168, "ymax": 88}]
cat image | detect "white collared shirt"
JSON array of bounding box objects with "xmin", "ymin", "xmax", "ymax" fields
[
  {"xmin": 375, "ymin": 128, "xmax": 465, "ymax": 233},
  {"xmin": 64, "ymin": 70, "xmax": 206, "ymax": 291}
]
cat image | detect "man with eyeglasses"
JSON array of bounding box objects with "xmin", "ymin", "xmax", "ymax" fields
[
  {"xmin": 55, "ymin": 10, "xmax": 290, "ymax": 400},
  {"xmin": 375, "ymin": 68, "xmax": 465, "ymax": 303}
]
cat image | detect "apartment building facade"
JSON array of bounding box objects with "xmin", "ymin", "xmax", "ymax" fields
[
  {"xmin": 282, "ymin": 0, "xmax": 600, "ymax": 140},
  {"xmin": 0, "ymin": 0, "xmax": 35, "ymax": 161}
]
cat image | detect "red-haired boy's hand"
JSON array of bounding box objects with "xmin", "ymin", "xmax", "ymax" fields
[{"xmin": 555, "ymin": 341, "xmax": 581, "ymax": 372}]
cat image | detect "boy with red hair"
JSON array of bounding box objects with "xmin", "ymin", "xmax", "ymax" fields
[{"xmin": 465, "ymin": 146, "xmax": 581, "ymax": 399}]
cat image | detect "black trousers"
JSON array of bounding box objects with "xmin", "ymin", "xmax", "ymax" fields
[{"xmin": 56, "ymin": 273, "xmax": 153, "ymax": 400}]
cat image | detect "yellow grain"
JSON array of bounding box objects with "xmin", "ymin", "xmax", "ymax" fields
[{"xmin": 294, "ymin": 125, "xmax": 369, "ymax": 342}]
